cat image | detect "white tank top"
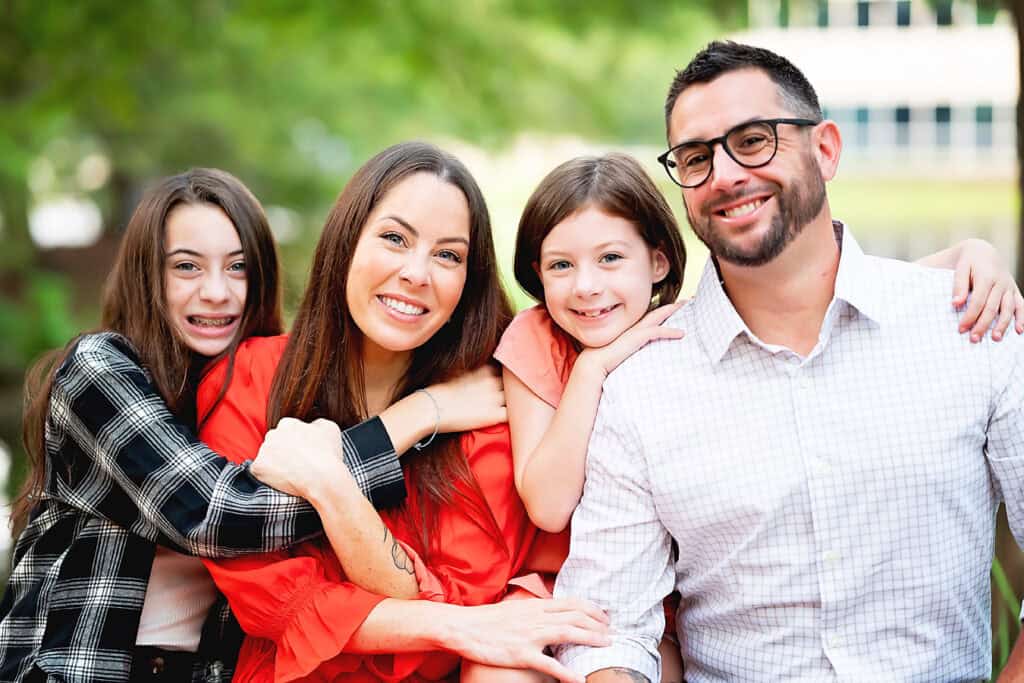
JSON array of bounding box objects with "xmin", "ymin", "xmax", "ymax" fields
[{"xmin": 135, "ymin": 547, "xmax": 218, "ymax": 651}]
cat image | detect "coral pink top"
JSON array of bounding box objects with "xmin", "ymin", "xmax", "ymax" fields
[
  {"xmin": 493, "ymin": 305, "xmax": 577, "ymax": 582},
  {"xmin": 197, "ymin": 335, "xmax": 535, "ymax": 682},
  {"xmin": 494, "ymin": 305, "xmax": 578, "ymax": 410}
]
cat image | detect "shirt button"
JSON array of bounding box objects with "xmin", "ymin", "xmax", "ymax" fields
[
  {"xmin": 812, "ymin": 459, "xmax": 831, "ymax": 475},
  {"xmin": 828, "ymin": 634, "xmax": 843, "ymax": 648},
  {"xmin": 823, "ymin": 550, "xmax": 840, "ymax": 563}
]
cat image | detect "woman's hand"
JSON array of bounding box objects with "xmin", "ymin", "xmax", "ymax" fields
[
  {"xmin": 950, "ymin": 238, "xmax": 1024, "ymax": 342},
  {"xmin": 577, "ymin": 302, "xmax": 685, "ymax": 379},
  {"xmin": 426, "ymin": 364, "xmax": 507, "ymax": 433},
  {"xmin": 250, "ymin": 417, "xmax": 353, "ymax": 500},
  {"xmin": 447, "ymin": 597, "xmax": 611, "ymax": 683}
]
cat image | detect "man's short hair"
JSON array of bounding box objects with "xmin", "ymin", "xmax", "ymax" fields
[{"xmin": 664, "ymin": 41, "xmax": 823, "ymax": 132}]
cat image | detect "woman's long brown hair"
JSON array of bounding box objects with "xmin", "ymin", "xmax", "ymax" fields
[
  {"xmin": 268, "ymin": 142, "xmax": 513, "ymax": 555},
  {"xmin": 13, "ymin": 168, "xmax": 282, "ymax": 531}
]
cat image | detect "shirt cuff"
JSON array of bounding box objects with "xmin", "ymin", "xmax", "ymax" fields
[
  {"xmin": 342, "ymin": 416, "xmax": 406, "ymax": 509},
  {"xmin": 556, "ymin": 638, "xmax": 660, "ymax": 683}
]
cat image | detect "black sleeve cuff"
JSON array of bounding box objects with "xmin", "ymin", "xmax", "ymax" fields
[{"xmin": 342, "ymin": 416, "xmax": 407, "ymax": 509}]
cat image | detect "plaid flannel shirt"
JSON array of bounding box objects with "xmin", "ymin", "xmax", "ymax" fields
[{"xmin": 0, "ymin": 333, "xmax": 405, "ymax": 682}]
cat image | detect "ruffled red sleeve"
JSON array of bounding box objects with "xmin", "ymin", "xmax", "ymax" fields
[
  {"xmin": 206, "ymin": 544, "xmax": 388, "ymax": 680},
  {"xmin": 493, "ymin": 305, "xmax": 578, "ymax": 408},
  {"xmin": 198, "ymin": 340, "xmax": 535, "ymax": 682}
]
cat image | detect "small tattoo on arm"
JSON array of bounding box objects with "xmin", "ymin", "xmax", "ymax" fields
[
  {"xmin": 382, "ymin": 525, "xmax": 415, "ymax": 574},
  {"xmin": 597, "ymin": 668, "xmax": 650, "ymax": 683}
]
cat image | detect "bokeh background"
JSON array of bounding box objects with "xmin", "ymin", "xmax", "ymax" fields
[{"xmin": 3, "ymin": 0, "xmax": 1023, "ymax": 674}]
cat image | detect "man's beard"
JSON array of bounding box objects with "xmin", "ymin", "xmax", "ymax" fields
[{"xmin": 685, "ymin": 154, "xmax": 827, "ymax": 267}]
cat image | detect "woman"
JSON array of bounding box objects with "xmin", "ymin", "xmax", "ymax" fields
[
  {"xmin": 199, "ymin": 142, "xmax": 609, "ymax": 683},
  {"xmin": 0, "ymin": 168, "xmax": 504, "ymax": 683}
]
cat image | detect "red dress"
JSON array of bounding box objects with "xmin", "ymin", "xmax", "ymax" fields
[{"xmin": 197, "ymin": 335, "xmax": 536, "ymax": 682}]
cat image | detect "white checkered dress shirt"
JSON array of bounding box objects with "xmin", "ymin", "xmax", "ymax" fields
[{"xmin": 554, "ymin": 224, "xmax": 1024, "ymax": 682}]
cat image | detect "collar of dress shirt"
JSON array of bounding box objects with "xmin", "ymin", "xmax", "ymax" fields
[{"xmin": 692, "ymin": 220, "xmax": 885, "ymax": 364}]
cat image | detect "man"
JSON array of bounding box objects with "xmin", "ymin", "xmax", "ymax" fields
[{"xmin": 554, "ymin": 41, "xmax": 1024, "ymax": 682}]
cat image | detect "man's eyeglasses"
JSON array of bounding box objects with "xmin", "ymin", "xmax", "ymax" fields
[{"xmin": 657, "ymin": 118, "xmax": 819, "ymax": 189}]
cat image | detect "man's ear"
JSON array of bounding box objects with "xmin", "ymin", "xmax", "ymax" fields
[{"xmin": 813, "ymin": 120, "xmax": 842, "ymax": 181}]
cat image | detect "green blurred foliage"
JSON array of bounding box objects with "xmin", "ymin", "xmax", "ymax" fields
[
  {"xmin": 1, "ymin": 0, "xmax": 729, "ymax": 215},
  {"xmin": 0, "ymin": 0, "xmax": 735, "ymax": 501}
]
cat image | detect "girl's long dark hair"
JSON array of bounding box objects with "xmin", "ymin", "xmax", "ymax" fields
[{"xmin": 13, "ymin": 168, "xmax": 282, "ymax": 531}]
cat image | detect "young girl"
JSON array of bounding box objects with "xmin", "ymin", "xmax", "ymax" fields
[
  {"xmin": 197, "ymin": 142, "xmax": 609, "ymax": 683},
  {"xmin": 468, "ymin": 153, "xmax": 1023, "ymax": 683},
  {"xmin": 0, "ymin": 168, "xmax": 502, "ymax": 683}
]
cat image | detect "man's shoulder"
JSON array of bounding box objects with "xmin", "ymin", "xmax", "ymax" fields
[
  {"xmin": 865, "ymin": 252, "xmax": 955, "ymax": 289},
  {"xmin": 858, "ymin": 253, "xmax": 960, "ymax": 323},
  {"xmin": 604, "ymin": 303, "xmax": 705, "ymax": 392},
  {"xmin": 855, "ymin": 253, "xmax": 1024, "ymax": 372}
]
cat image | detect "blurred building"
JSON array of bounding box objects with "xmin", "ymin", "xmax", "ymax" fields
[{"xmin": 738, "ymin": 0, "xmax": 1016, "ymax": 179}]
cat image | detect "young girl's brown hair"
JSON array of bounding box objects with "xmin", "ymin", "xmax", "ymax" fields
[{"xmin": 513, "ymin": 153, "xmax": 686, "ymax": 306}]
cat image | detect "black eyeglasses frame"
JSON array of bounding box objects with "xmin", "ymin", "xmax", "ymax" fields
[{"xmin": 656, "ymin": 117, "xmax": 820, "ymax": 189}]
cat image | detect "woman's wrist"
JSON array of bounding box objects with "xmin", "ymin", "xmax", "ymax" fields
[
  {"xmin": 427, "ymin": 602, "xmax": 466, "ymax": 653},
  {"xmin": 379, "ymin": 392, "xmax": 436, "ymax": 455},
  {"xmin": 411, "ymin": 388, "xmax": 440, "ymax": 450}
]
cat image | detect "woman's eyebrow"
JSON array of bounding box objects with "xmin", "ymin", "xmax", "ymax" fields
[{"xmin": 380, "ymin": 215, "xmax": 469, "ymax": 246}]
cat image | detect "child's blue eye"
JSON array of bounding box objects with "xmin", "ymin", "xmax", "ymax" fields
[
  {"xmin": 173, "ymin": 262, "xmax": 199, "ymax": 272},
  {"xmin": 228, "ymin": 261, "xmax": 246, "ymax": 272},
  {"xmin": 381, "ymin": 232, "xmax": 406, "ymax": 246},
  {"xmin": 599, "ymin": 253, "xmax": 623, "ymax": 264},
  {"xmin": 548, "ymin": 260, "xmax": 571, "ymax": 271}
]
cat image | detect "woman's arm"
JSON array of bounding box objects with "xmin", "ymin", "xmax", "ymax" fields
[
  {"xmin": 378, "ymin": 364, "xmax": 507, "ymax": 455},
  {"xmin": 511, "ymin": 305, "xmax": 682, "ymax": 533},
  {"xmin": 250, "ymin": 417, "xmax": 419, "ymax": 599},
  {"xmin": 916, "ymin": 238, "xmax": 1024, "ymax": 341},
  {"xmin": 349, "ymin": 596, "xmax": 609, "ymax": 683}
]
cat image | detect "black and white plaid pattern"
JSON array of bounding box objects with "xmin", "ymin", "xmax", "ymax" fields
[
  {"xmin": 0, "ymin": 333, "xmax": 404, "ymax": 682},
  {"xmin": 556, "ymin": 226, "xmax": 1024, "ymax": 682}
]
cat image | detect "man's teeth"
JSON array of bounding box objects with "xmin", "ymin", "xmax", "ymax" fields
[
  {"xmin": 722, "ymin": 199, "xmax": 765, "ymax": 218},
  {"xmin": 380, "ymin": 296, "xmax": 426, "ymax": 315},
  {"xmin": 189, "ymin": 316, "xmax": 235, "ymax": 328}
]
